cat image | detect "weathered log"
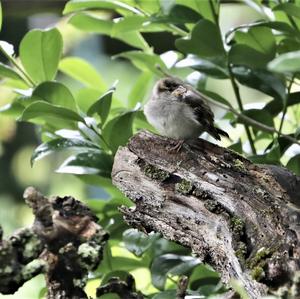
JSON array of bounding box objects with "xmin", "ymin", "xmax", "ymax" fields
[
  {"xmin": 112, "ymin": 130, "xmax": 300, "ymax": 298},
  {"xmin": 0, "ymin": 187, "xmax": 108, "ymax": 298}
]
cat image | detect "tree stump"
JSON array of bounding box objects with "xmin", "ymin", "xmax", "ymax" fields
[{"xmin": 112, "ymin": 130, "xmax": 300, "ymax": 298}]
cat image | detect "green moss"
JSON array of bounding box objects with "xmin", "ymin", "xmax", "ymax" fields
[
  {"xmin": 204, "ymin": 199, "xmax": 223, "ymax": 214},
  {"xmin": 251, "ymin": 266, "xmax": 264, "ymax": 281},
  {"xmin": 233, "ymin": 159, "xmax": 247, "ymax": 172},
  {"xmin": 230, "ymin": 216, "xmax": 244, "ymax": 236},
  {"xmin": 235, "ymin": 241, "xmax": 247, "ymax": 262},
  {"xmin": 143, "ymin": 164, "xmax": 170, "ymax": 181},
  {"xmin": 248, "ymin": 247, "xmax": 271, "ymax": 269},
  {"xmin": 175, "ymin": 179, "xmax": 193, "ymax": 195}
]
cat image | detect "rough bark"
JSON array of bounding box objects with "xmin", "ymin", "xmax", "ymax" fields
[
  {"xmin": 0, "ymin": 187, "xmax": 108, "ymax": 298},
  {"xmin": 112, "ymin": 130, "xmax": 300, "ymax": 299}
]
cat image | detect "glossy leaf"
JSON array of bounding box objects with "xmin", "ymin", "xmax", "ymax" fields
[
  {"xmin": 234, "ymin": 26, "xmax": 276, "ymax": 59},
  {"xmin": 265, "ymin": 92, "xmax": 300, "ymax": 116},
  {"xmin": 0, "ymin": 101, "xmax": 25, "ymax": 117},
  {"xmin": 114, "ymin": 51, "xmax": 166, "ymax": 75},
  {"xmin": 19, "ymin": 28, "xmax": 63, "ymax": 83},
  {"xmin": 268, "ymin": 50, "xmax": 300, "ymax": 73},
  {"xmin": 0, "ymin": 41, "xmax": 14, "ymax": 57},
  {"xmin": 231, "ymin": 66, "xmax": 286, "ymax": 101},
  {"xmin": 151, "ymin": 254, "xmax": 200, "ymax": 290},
  {"xmin": 59, "ymin": 57, "xmax": 106, "ymax": 91},
  {"xmin": 32, "ymin": 82, "xmax": 77, "ymax": 111},
  {"xmin": 0, "ymin": 62, "xmax": 23, "ymax": 81},
  {"xmin": 277, "ymin": 38, "xmax": 300, "ymax": 55},
  {"xmin": 87, "ymin": 87, "xmax": 114, "ymax": 125},
  {"xmin": 63, "ymin": 0, "xmax": 142, "ymax": 15},
  {"xmin": 19, "ymin": 101, "xmax": 84, "ymax": 123},
  {"xmin": 237, "ymin": 109, "xmax": 274, "ymax": 129},
  {"xmin": 31, "ymin": 137, "xmax": 100, "ymax": 166},
  {"xmin": 68, "ymin": 13, "xmax": 149, "ymax": 50},
  {"xmin": 103, "ymin": 109, "xmax": 137, "ymax": 153},
  {"xmin": 176, "ymin": 0, "xmax": 215, "ymax": 22},
  {"xmin": 229, "ymin": 44, "xmax": 271, "ymax": 68},
  {"xmin": 111, "ymin": 15, "xmax": 147, "ymax": 35},
  {"xmin": 176, "ymin": 55, "xmax": 228, "ymax": 79},
  {"xmin": 273, "ymin": 3, "xmax": 300, "ymax": 19},
  {"xmin": 286, "ymin": 154, "xmax": 300, "ymax": 175},
  {"xmin": 189, "ymin": 264, "xmax": 220, "ymax": 290},
  {"xmin": 123, "ymin": 229, "xmax": 160, "ymax": 257},
  {"xmin": 151, "ymin": 4, "xmax": 202, "ymax": 24},
  {"xmin": 56, "ymin": 151, "xmax": 113, "ymax": 177},
  {"xmin": 176, "ymin": 19, "xmax": 225, "ymax": 58},
  {"xmin": 75, "ymin": 88, "xmax": 103, "ymax": 113}
]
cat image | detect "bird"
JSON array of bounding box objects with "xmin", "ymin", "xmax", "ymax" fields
[{"xmin": 144, "ymin": 77, "xmax": 229, "ymax": 151}]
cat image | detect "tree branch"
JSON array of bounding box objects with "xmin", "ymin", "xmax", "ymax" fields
[
  {"xmin": 112, "ymin": 130, "xmax": 300, "ymax": 299},
  {"xmin": 0, "ymin": 187, "xmax": 108, "ymax": 298}
]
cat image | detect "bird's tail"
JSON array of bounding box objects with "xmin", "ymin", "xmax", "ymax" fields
[{"xmin": 209, "ymin": 127, "xmax": 229, "ymax": 140}]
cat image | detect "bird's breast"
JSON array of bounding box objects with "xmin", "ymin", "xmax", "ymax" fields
[{"xmin": 144, "ymin": 100, "xmax": 202, "ymax": 139}]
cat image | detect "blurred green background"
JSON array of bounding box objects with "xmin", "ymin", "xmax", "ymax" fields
[{"xmin": 0, "ymin": 1, "xmax": 289, "ymax": 298}]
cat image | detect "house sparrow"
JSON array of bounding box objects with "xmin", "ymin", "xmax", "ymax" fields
[{"xmin": 144, "ymin": 77, "xmax": 229, "ymax": 149}]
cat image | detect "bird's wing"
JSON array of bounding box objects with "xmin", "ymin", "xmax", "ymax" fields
[{"xmin": 174, "ymin": 86, "xmax": 215, "ymax": 128}]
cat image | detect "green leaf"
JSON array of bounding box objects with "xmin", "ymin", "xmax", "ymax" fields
[
  {"xmin": 0, "ymin": 62, "xmax": 23, "ymax": 81},
  {"xmin": 63, "ymin": 0, "xmax": 142, "ymax": 15},
  {"xmin": 19, "ymin": 28, "xmax": 63, "ymax": 83},
  {"xmin": 265, "ymin": 92, "xmax": 300, "ymax": 116},
  {"xmin": 103, "ymin": 109, "xmax": 137, "ymax": 153},
  {"xmin": 19, "ymin": 101, "xmax": 84, "ymax": 123},
  {"xmin": 152, "ymin": 290, "xmax": 177, "ymax": 299},
  {"xmin": 176, "ymin": 19, "xmax": 225, "ymax": 58},
  {"xmin": 286, "ymin": 154, "xmax": 300, "ymax": 175},
  {"xmin": 237, "ymin": 109, "xmax": 274, "ymax": 131},
  {"xmin": 75, "ymin": 88, "xmax": 103, "ymax": 113},
  {"xmin": 59, "ymin": 57, "xmax": 107, "ymax": 91},
  {"xmin": 31, "ymin": 137, "xmax": 100, "ymax": 166},
  {"xmin": 176, "ymin": 55, "xmax": 228, "ymax": 79},
  {"xmin": 151, "ymin": 4, "xmax": 202, "ymax": 24},
  {"xmin": 68, "ymin": 13, "xmax": 149, "ymax": 50},
  {"xmin": 113, "ymin": 51, "xmax": 166, "ymax": 75},
  {"xmin": 32, "ymin": 81, "xmax": 77, "ymax": 111},
  {"xmin": 128, "ymin": 71, "xmax": 153, "ymax": 107},
  {"xmin": 273, "ymin": 3, "xmax": 300, "ymax": 19},
  {"xmin": 111, "ymin": 15, "xmax": 147, "ymax": 35},
  {"xmin": 231, "ymin": 66, "xmax": 286, "ymax": 101},
  {"xmin": 151, "ymin": 254, "xmax": 200, "ymax": 290},
  {"xmin": 268, "ymin": 50, "xmax": 300, "ymax": 73},
  {"xmin": 234, "ymin": 26, "xmax": 276, "ymax": 59},
  {"xmin": 229, "ymin": 44, "xmax": 271, "ymax": 68},
  {"xmin": 0, "ymin": 101, "xmax": 25, "ymax": 117},
  {"xmin": 56, "ymin": 151, "xmax": 113, "ymax": 177},
  {"xmin": 189, "ymin": 264, "xmax": 220, "ymax": 291},
  {"xmin": 277, "ymin": 38, "xmax": 300, "ymax": 55},
  {"xmin": 176, "ymin": 0, "xmax": 215, "ymax": 22},
  {"xmin": 87, "ymin": 87, "xmax": 115, "ymax": 125},
  {"xmin": 123, "ymin": 229, "xmax": 160, "ymax": 257}
]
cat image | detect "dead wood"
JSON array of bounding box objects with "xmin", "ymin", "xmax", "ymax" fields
[{"xmin": 112, "ymin": 130, "xmax": 300, "ymax": 299}]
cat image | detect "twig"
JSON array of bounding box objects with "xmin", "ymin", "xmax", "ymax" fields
[{"xmin": 176, "ymin": 276, "xmax": 188, "ymax": 299}]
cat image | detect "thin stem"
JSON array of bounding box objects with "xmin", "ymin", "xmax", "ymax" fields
[
  {"xmin": 0, "ymin": 46, "xmax": 35, "ymax": 87},
  {"xmin": 278, "ymin": 0, "xmax": 300, "ymax": 32},
  {"xmin": 228, "ymin": 65, "xmax": 257, "ymax": 154},
  {"xmin": 209, "ymin": 0, "xmax": 219, "ymax": 24},
  {"xmin": 194, "ymin": 88, "xmax": 300, "ymax": 147},
  {"xmin": 278, "ymin": 76, "xmax": 294, "ymax": 136}
]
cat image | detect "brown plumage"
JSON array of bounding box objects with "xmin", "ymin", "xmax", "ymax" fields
[{"xmin": 144, "ymin": 77, "xmax": 229, "ymax": 141}]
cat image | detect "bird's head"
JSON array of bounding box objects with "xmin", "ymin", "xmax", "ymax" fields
[{"xmin": 153, "ymin": 77, "xmax": 184, "ymax": 101}]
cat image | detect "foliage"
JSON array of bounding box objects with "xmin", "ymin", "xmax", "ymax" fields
[{"xmin": 0, "ymin": 0, "xmax": 300, "ymax": 297}]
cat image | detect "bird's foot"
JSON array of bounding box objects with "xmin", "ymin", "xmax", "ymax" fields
[{"xmin": 168, "ymin": 139, "xmax": 185, "ymax": 153}]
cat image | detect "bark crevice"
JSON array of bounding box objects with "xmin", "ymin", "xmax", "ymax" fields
[{"xmin": 112, "ymin": 130, "xmax": 300, "ymax": 298}]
